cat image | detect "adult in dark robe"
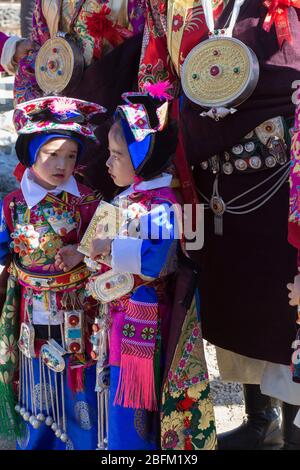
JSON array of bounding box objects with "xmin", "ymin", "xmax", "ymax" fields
[{"xmin": 138, "ymin": 0, "xmax": 300, "ymax": 449}]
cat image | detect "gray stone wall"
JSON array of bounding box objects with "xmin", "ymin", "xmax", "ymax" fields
[{"xmin": 0, "ymin": 1, "xmax": 21, "ymax": 35}]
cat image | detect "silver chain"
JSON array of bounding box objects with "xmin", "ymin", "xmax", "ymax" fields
[{"xmin": 199, "ymin": 162, "xmax": 290, "ymax": 215}]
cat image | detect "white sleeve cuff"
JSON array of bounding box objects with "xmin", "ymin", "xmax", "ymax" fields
[
  {"xmin": 1, "ymin": 36, "xmax": 21, "ymax": 74},
  {"xmin": 111, "ymin": 237, "xmax": 143, "ymax": 274}
]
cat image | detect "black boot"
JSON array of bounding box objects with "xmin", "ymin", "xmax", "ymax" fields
[
  {"xmin": 217, "ymin": 384, "xmax": 282, "ymax": 450},
  {"xmin": 281, "ymin": 402, "xmax": 300, "ymax": 450}
]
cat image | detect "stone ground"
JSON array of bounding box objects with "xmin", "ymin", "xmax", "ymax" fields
[{"xmin": 0, "ymin": 1, "xmax": 21, "ymax": 36}]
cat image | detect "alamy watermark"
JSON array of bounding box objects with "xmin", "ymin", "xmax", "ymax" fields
[{"xmin": 97, "ymin": 200, "xmax": 205, "ymax": 251}]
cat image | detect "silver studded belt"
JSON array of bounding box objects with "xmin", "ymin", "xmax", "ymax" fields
[
  {"xmin": 198, "ymin": 159, "xmax": 290, "ymax": 236},
  {"xmin": 200, "ymin": 116, "xmax": 291, "ymax": 175}
]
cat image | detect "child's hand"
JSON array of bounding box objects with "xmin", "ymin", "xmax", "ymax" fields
[
  {"xmin": 287, "ymin": 272, "xmax": 300, "ymax": 306},
  {"xmin": 89, "ymin": 238, "xmax": 112, "ymax": 261},
  {"xmin": 55, "ymin": 245, "xmax": 84, "ymax": 272}
]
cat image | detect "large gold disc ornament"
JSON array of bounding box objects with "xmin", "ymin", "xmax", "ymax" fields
[
  {"xmin": 182, "ymin": 36, "xmax": 259, "ymax": 109},
  {"xmin": 35, "ymin": 34, "xmax": 84, "ymax": 95}
]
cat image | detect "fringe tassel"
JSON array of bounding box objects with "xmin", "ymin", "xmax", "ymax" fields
[
  {"xmin": 114, "ymin": 355, "xmax": 158, "ymax": 411},
  {"xmin": 0, "ymin": 381, "xmax": 22, "ymax": 439},
  {"xmin": 67, "ymin": 361, "xmax": 85, "ymax": 394}
]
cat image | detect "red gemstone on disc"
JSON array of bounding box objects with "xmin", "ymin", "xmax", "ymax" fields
[
  {"xmin": 105, "ymin": 282, "xmax": 111, "ymax": 289},
  {"xmin": 48, "ymin": 60, "xmax": 57, "ymax": 71},
  {"xmin": 210, "ymin": 65, "xmax": 220, "ymax": 77}
]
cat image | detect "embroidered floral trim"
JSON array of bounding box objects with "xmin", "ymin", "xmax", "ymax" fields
[{"xmin": 122, "ymin": 323, "xmax": 136, "ymax": 338}]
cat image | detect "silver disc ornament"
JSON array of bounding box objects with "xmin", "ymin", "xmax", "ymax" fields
[
  {"xmin": 35, "ymin": 34, "xmax": 84, "ymax": 95},
  {"xmin": 181, "ymin": 36, "xmax": 259, "ymax": 109}
]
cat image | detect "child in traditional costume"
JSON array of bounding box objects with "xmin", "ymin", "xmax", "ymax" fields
[
  {"xmin": 85, "ymin": 85, "xmax": 216, "ymax": 450},
  {"xmin": 0, "ymin": 96, "xmax": 105, "ymax": 450}
]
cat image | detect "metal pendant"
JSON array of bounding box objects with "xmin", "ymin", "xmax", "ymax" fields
[
  {"xmin": 255, "ymin": 117, "xmax": 285, "ymax": 145},
  {"xmin": 87, "ymin": 271, "xmax": 135, "ymax": 303},
  {"xmin": 64, "ymin": 310, "xmax": 84, "ymax": 354},
  {"xmin": 40, "ymin": 340, "xmax": 66, "ymax": 373},
  {"xmin": 267, "ymin": 136, "xmax": 288, "ymax": 165},
  {"xmin": 210, "ymin": 196, "xmax": 226, "ymax": 236},
  {"xmin": 18, "ymin": 322, "xmax": 36, "ymax": 359},
  {"xmin": 210, "ymin": 155, "xmax": 220, "ymax": 174}
]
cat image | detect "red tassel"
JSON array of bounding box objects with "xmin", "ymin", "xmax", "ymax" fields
[
  {"xmin": 114, "ymin": 355, "xmax": 158, "ymax": 411},
  {"xmin": 67, "ymin": 360, "xmax": 85, "ymax": 394},
  {"xmin": 184, "ymin": 436, "xmax": 193, "ymax": 450}
]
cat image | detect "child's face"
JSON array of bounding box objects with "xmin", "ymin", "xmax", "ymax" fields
[
  {"xmin": 106, "ymin": 122, "xmax": 136, "ymax": 187},
  {"xmin": 32, "ymin": 138, "xmax": 78, "ymax": 189}
]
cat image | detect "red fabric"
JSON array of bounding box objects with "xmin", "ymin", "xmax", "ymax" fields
[
  {"xmin": 263, "ymin": 0, "xmax": 300, "ymax": 47},
  {"xmin": 138, "ymin": 0, "xmax": 224, "ymax": 94},
  {"xmin": 0, "ymin": 31, "xmax": 9, "ymax": 72},
  {"xmin": 13, "ymin": 163, "xmax": 26, "ymax": 182},
  {"xmin": 86, "ymin": 5, "xmax": 134, "ymax": 59}
]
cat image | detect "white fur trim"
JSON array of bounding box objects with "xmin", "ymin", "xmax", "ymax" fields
[{"xmin": 1, "ymin": 35, "xmax": 20, "ymax": 74}]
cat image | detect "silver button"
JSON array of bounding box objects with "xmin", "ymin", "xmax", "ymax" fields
[
  {"xmin": 265, "ymin": 155, "xmax": 276, "ymax": 168},
  {"xmin": 244, "ymin": 141, "xmax": 255, "ymax": 153},
  {"xmin": 223, "ymin": 162, "xmax": 234, "ymax": 175},
  {"xmin": 249, "ymin": 156, "xmax": 262, "ymax": 169},
  {"xmin": 234, "ymin": 159, "xmax": 247, "ymax": 171},
  {"xmin": 201, "ymin": 161, "xmax": 209, "ymax": 170},
  {"xmin": 232, "ymin": 144, "xmax": 244, "ymax": 155}
]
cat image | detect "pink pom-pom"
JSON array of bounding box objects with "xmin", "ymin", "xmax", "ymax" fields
[
  {"xmin": 143, "ymin": 81, "xmax": 173, "ymax": 101},
  {"xmin": 49, "ymin": 98, "xmax": 77, "ymax": 114}
]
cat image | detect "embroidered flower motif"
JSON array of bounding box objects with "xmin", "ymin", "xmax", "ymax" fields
[
  {"xmin": 86, "ymin": 6, "xmax": 112, "ymax": 37},
  {"xmin": 161, "ymin": 429, "xmax": 180, "ymax": 449},
  {"xmin": 0, "ymin": 334, "xmax": 17, "ymax": 365},
  {"xmin": 179, "ymin": 358, "xmax": 187, "ymax": 368},
  {"xmin": 161, "ymin": 412, "xmax": 184, "ymax": 449},
  {"xmin": 141, "ymin": 327, "xmax": 155, "ymax": 340},
  {"xmin": 10, "ymin": 224, "xmax": 40, "ymax": 256},
  {"xmin": 40, "ymin": 233, "xmax": 63, "ymax": 258},
  {"xmin": 185, "ymin": 342, "xmax": 193, "ymax": 353},
  {"xmin": 24, "ymin": 103, "xmax": 36, "ymax": 114},
  {"xmin": 123, "ymin": 323, "xmax": 136, "ymax": 338},
  {"xmin": 192, "ymin": 327, "xmax": 200, "ymax": 337},
  {"xmin": 172, "ymin": 14, "xmax": 184, "ymax": 32},
  {"xmin": 177, "ymin": 380, "xmax": 185, "ymax": 389}
]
